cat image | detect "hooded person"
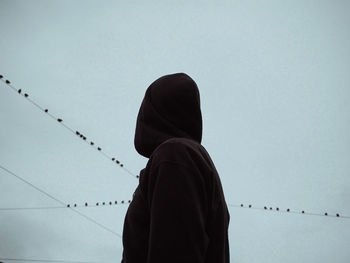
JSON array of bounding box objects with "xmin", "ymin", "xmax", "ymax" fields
[{"xmin": 121, "ymin": 73, "xmax": 230, "ymax": 263}]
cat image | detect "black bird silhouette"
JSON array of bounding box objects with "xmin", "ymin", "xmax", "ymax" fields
[
  {"xmin": 336, "ymin": 213, "xmax": 340, "ymax": 217},
  {"xmin": 18, "ymin": 89, "xmax": 21, "ymax": 94},
  {"xmin": 67, "ymin": 204, "xmax": 70, "ymax": 208},
  {"xmin": 264, "ymin": 206, "xmax": 267, "ymax": 210},
  {"xmin": 248, "ymin": 205, "xmax": 252, "ymax": 208},
  {"xmin": 301, "ymin": 210, "xmax": 305, "ymax": 214},
  {"xmin": 57, "ymin": 118, "xmax": 63, "ymax": 122},
  {"xmin": 325, "ymin": 212, "xmax": 328, "ymax": 216},
  {"xmin": 96, "ymin": 202, "xmax": 99, "ymax": 206},
  {"xmin": 44, "ymin": 109, "xmax": 48, "ymax": 112},
  {"xmin": 116, "ymin": 160, "xmax": 120, "ymax": 164},
  {"xmin": 122, "ymin": 200, "xmax": 125, "ymax": 204},
  {"xmin": 76, "ymin": 131, "xmax": 80, "ymax": 135},
  {"xmin": 90, "ymin": 142, "xmax": 94, "ymax": 145},
  {"xmin": 98, "ymin": 147, "xmax": 102, "ymax": 151},
  {"xmin": 109, "ymin": 201, "xmax": 112, "ymax": 205},
  {"xmin": 115, "ymin": 201, "xmax": 118, "ymax": 204},
  {"xmin": 287, "ymin": 208, "xmax": 290, "ymax": 212},
  {"xmin": 102, "ymin": 202, "xmax": 105, "ymax": 205},
  {"xmin": 5, "ymin": 80, "xmax": 10, "ymax": 84},
  {"xmin": 85, "ymin": 202, "xmax": 88, "ymax": 206},
  {"xmin": 0, "ymin": 74, "xmax": 3, "ymax": 78},
  {"xmin": 112, "ymin": 158, "xmax": 115, "ymax": 161},
  {"xmin": 120, "ymin": 164, "xmax": 124, "ymax": 167},
  {"xmin": 240, "ymin": 204, "xmax": 243, "ymax": 207},
  {"xmin": 24, "ymin": 93, "xmax": 28, "ymax": 97}
]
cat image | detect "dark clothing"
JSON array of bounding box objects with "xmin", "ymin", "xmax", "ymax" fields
[{"xmin": 121, "ymin": 73, "xmax": 230, "ymax": 263}]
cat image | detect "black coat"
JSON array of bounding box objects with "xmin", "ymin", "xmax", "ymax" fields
[{"xmin": 121, "ymin": 73, "xmax": 230, "ymax": 263}]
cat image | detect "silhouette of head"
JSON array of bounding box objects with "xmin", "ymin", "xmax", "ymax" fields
[{"xmin": 134, "ymin": 73, "xmax": 203, "ymax": 158}]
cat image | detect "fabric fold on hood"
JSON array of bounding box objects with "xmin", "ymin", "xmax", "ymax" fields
[{"xmin": 134, "ymin": 72, "xmax": 203, "ymax": 158}]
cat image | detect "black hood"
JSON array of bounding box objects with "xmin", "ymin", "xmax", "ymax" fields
[{"xmin": 134, "ymin": 73, "xmax": 203, "ymax": 158}]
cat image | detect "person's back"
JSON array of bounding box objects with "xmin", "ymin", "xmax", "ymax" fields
[{"xmin": 121, "ymin": 73, "xmax": 230, "ymax": 263}]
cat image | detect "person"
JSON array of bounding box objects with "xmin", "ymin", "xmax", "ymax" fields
[{"xmin": 121, "ymin": 73, "xmax": 230, "ymax": 263}]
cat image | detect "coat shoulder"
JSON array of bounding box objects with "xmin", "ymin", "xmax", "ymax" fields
[{"xmin": 150, "ymin": 138, "xmax": 192, "ymax": 165}]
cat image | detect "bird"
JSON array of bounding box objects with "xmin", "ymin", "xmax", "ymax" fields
[
  {"xmin": 240, "ymin": 204, "xmax": 243, "ymax": 207},
  {"xmin": 301, "ymin": 210, "xmax": 305, "ymax": 214},
  {"xmin": 24, "ymin": 93, "xmax": 28, "ymax": 97},
  {"xmin": 336, "ymin": 213, "xmax": 340, "ymax": 217},
  {"xmin": 122, "ymin": 200, "xmax": 125, "ymax": 204},
  {"xmin": 98, "ymin": 147, "xmax": 102, "ymax": 151},
  {"xmin": 0, "ymin": 74, "xmax": 3, "ymax": 78},
  {"xmin": 90, "ymin": 142, "xmax": 94, "ymax": 145},
  {"xmin": 248, "ymin": 204, "xmax": 252, "ymax": 208},
  {"xmin": 5, "ymin": 80, "xmax": 10, "ymax": 84},
  {"xmin": 128, "ymin": 200, "xmax": 131, "ymax": 203},
  {"xmin": 136, "ymin": 175, "xmax": 140, "ymax": 179},
  {"xmin": 76, "ymin": 131, "xmax": 80, "ymax": 135},
  {"xmin": 325, "ymin": 212, "xmax": 328, "ymax": 216},
  {"xmin": 120, "ymin": 164, "xmax": 124, "ymax": 167},
  {"xmin": 116, "ymin": 160, "xmax": 120, "ymax": 164},
  {"xmin": 67, "ymin": 204, "xmax": 70, "ymax": 208},
  {"xmin": 18, "ymin": 89, "xmax": 21, "ymax": 94},
  {"xmin": 96, "ymin": 202, "xmax": 99, "ymax": 206},
  {"xmin": 74, "ymin": 204, "xmax": 77, "ymax": 207},
  {"xmin": 85, "ymin": 202, "xmax": 88, "ymax": 206},
  {"xmin": 109, "ymin": 201, "xmax": 112, "ymax": 205},
  {"xmin": 264, "ymin": 206, "xmax": 267, "ymax": 210},
  {"xmin": 102, "ymin": 202, "xmax": 105, "ymax": 205},
  {"xmin": 57, "ymin": 118, "xmax": 63, "ymax": 122},
  {"xmin": 287, "ymin": 208, "xmax": 290, "ymax": 212},
  {"xmin": 115, "ymin": 201, "xmax": 118, "ymax": 204},
  {"xmin": 276, "ymin": 207, "xmax": 279, "ymax": 211},
  {"xmin": 112, "ymin": 158, "xmax": 115, "ymax": 161},
  {"xmin": 44, "ymin": 109, "xmax": 48, "ymax": 113}
]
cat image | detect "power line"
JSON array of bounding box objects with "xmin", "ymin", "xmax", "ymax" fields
[
  {"xmin": 0, "ymin": 200, "xmax": 132, "ymax": 211},
  {"xmin": 0, "ymin": 75, "xmax": 139, "ymax": 180},
  {"xmin": 0, "ymin": 206, "xmax": 66, "ymax": 211},
  {"xmin": 1, "ymin": 162, "xmax": 348, "ymax": 221},
  {"xmin": 0, "ymin": 164, "xmax": 122, "ymax": 238},
  {"xmin": 228, "ymin": 203, "xmax": 350, "ymax": 219},
  {"xmin": 0, "ymin": 257, "xmax": 104, "ymax": 263}
]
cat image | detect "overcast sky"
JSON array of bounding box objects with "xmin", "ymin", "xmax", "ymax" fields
[{"xmin": 0, "ymin": 1, "xmax": 350, "ymax": 262}]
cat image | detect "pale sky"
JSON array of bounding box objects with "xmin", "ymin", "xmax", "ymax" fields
[{"xmin": 0, "ymin": 1, "xmax": 350, "ymax": 262}]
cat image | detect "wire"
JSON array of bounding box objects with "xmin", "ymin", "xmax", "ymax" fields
[
  {"xmin": 0, "ymin": 199, "xmax": 132, "ymax": 211},
  {"xmin": 228, "ymin": 203, "xmax": 350, "ymax": 219},
  {"xmin": 0, "ymin": 257, "xmax": 104, "ymax": 263},
  {"xmin": 0, "ymin": 76, "xmax": 139, "ymax": 180},
  {"xmin": 1, "ymin": 160, "xmax": 348, "ymax": 221},
  {"xmin": 0, "ymin": 206, "xmax": 66, "ymax": 211},
  {"xmin": 0, "ymin": 164, "xmax": 122, "ymax": 238}
]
